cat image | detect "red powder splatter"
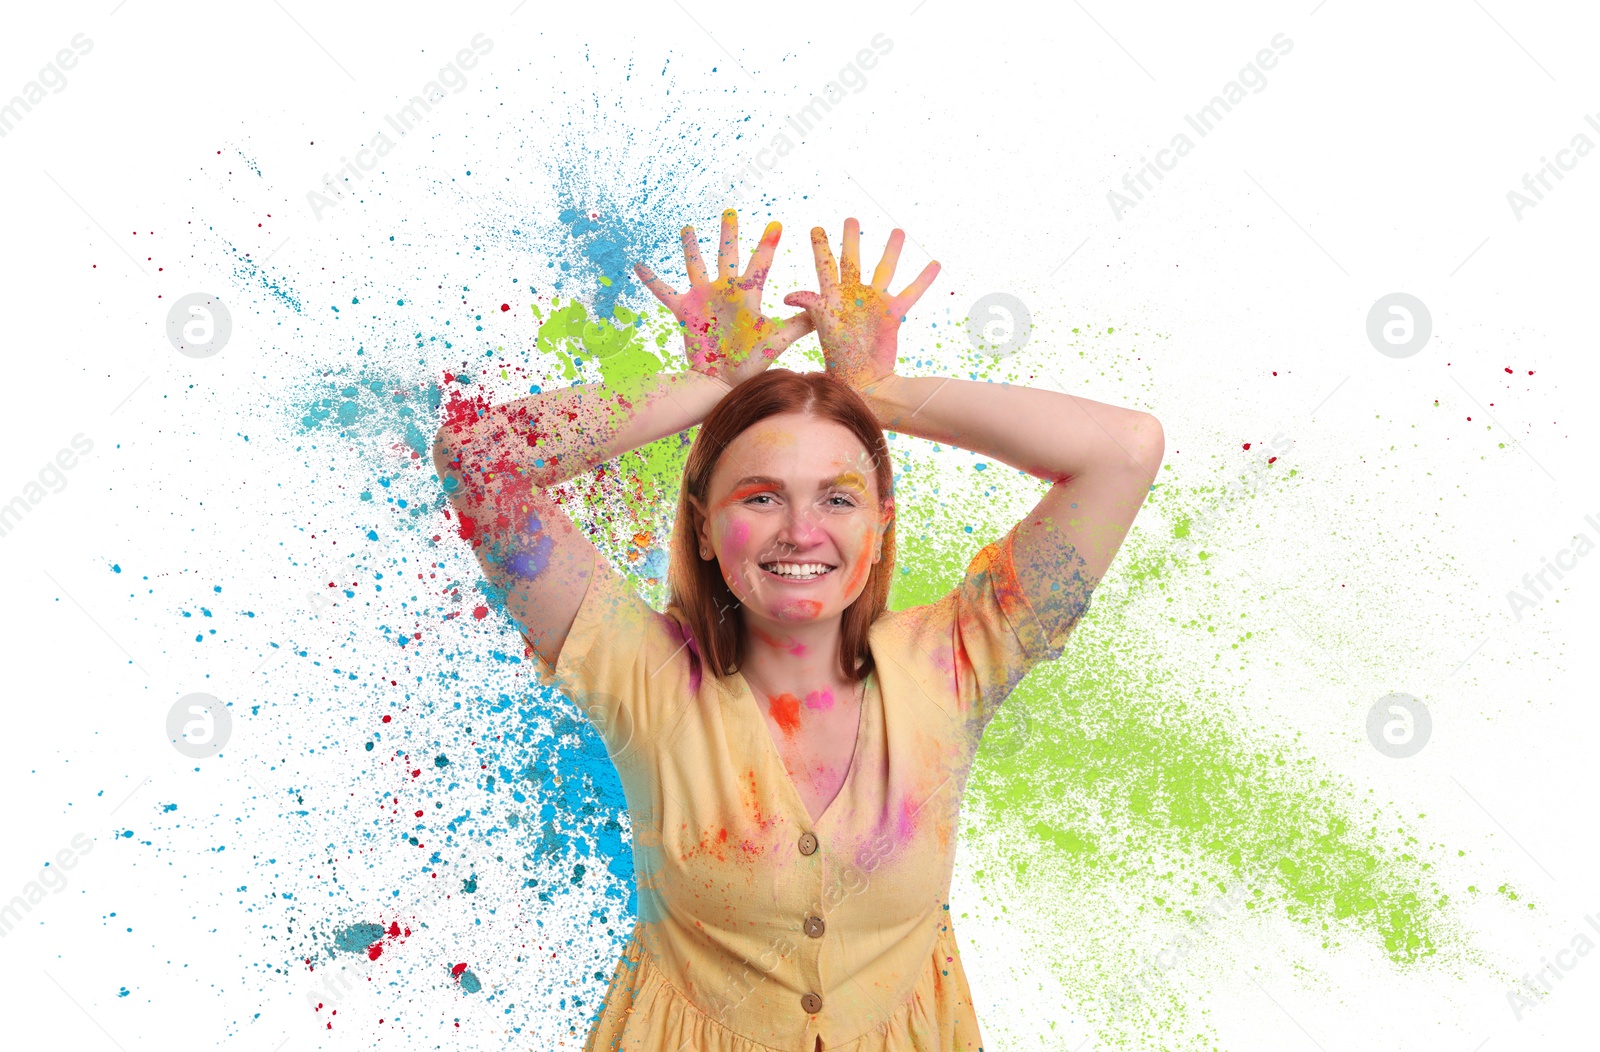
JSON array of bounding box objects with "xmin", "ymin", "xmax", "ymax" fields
[
  {"xmin": 473, "ymin": 606, "xmax": 488, "ymax": 619},
  {"xmin": 382, "ymin": 714, "xmax": 392, "ymax": 723},
  {"xmin": 500, "ymin": 303, "xmax": 510, "ymax": 311},
  {"xmin": 452, "ymin": 962, "xmax": 468, "ymax": 977},
  {"xmin": 768, "ymin": 694, "xmax": 803, "ymax": 736},
  {"xmin": 1242, "ymin": 442, "xmax": 1251, "ymax": 450}
]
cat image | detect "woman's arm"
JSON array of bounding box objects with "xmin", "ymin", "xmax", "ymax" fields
[
  {"xmin": 431, "ymin": 371, "xmax": 723, "ymax": 665},
  {"xmin": 434, "ymin": 210, "xmax": 811, "ymax": 667},
  {"xmin": 864, "ymin": 374, "xmax": 1162, "ymax": 624},
  {"xmin": 784, "ymin": 220, "xmax": 1163, "ymax": 632}
]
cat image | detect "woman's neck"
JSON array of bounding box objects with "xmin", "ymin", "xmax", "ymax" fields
[{"xmin": 739, "ymin": 615, "xmax": 853, "ymax": 701}]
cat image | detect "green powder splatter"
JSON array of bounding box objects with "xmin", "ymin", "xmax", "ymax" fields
[
  {"xmin": 882, "ymin": 327, "xmax": 1489, "ymax": 1046},
  {"xmin": 538, "ymin": 298, "xmax": 691, "ymax": 603}
]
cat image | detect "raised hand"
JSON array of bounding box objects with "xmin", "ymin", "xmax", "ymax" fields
[
  {"xmin": 782, "ymin": 218, "xmax": 940, "ymax": 390},
  {"xmin": 634, "ymin": 209, "xmax": 814, "ymax": 387}
]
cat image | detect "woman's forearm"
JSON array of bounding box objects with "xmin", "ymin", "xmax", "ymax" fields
[
  {"xmin": 861, "ymin": 374, "xmax": 1164, "ymax": 483},
  {"xmin": 437, "ymin": 369, "xmax": 730, "ymax": 489}
]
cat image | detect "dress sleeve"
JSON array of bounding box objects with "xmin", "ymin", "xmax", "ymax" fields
[
  {"xmin": 928, "ymin": 523, "xmax": 1088, "ymax": 736},
  {"xmin": 531, "ymin": 548, "xmax": 698, "ymax": 759}
]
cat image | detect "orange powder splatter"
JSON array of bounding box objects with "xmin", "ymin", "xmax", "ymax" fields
[
  {"xmin": 768, "ymin": 693, "xmax": 803, "ymax": 736},
  {"xmin": 841, "ymin": 555, "xmax": 872, "ymax": 595},
  {"xmin": 751, "ymin": 624, "xmax": 806, "ymax": 656},
  {"xmin": 779, "ymin": 599, "xmax": 823, "ymax": 619}
]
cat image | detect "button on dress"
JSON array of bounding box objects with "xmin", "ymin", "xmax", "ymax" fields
[{"xmin": 535, "ymin": 527, "xmax": 1080, "ymax": 1051}]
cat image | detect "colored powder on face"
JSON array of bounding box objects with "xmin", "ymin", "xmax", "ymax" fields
[
  {"xmin": 839, "ymin": 548, "xmax": 873, "ymax": 596},
  {"xmin": 831, "ymin": 471, "xmax": 869, "ymax": 495},
  {"xmin": 777, "ymin": 598, "xmax": 823, "ymax": 620},
  {"xmin": 768, "ymin": 693, "xmax": 802, "ymax": 736}
]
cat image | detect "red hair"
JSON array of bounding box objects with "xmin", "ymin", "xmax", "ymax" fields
[{"xmin": 666, "ymin": 369, "xmax": 895, "ymax": 683}]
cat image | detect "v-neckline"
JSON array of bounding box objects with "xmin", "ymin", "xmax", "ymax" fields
[{"xmin": 732, "ymin": 670, "xmax": 874, "ymax": 829}]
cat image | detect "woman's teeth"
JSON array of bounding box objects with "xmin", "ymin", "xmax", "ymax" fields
[{"xmin": 762, "ymin": 562, "xmax": 835, "ymax": 580}]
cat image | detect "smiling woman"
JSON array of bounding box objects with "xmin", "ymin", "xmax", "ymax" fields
[
  {"xmin": 433, "ymin": 210, "xmax": 1164, "ymax": 1052},
  {"xmin": 670, "ymin": 373, "xmax": 896, "ymax": 687}
]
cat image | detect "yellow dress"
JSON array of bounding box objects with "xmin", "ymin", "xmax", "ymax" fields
[{"xmin": 535, "ymin": 528, "xmax": 1078, "ymax": 1051}]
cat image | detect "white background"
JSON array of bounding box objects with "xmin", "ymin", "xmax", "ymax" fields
[{"xmin": 1, "ymin": 1, "xmax": 1597, "ymax": 1049}]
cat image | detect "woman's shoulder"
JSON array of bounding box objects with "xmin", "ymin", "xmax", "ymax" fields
[
  {"xmin": 872, "ymin": 583, "xmax": 963, "ymax": 634},
  {"xmin": 867, "ymin": 597, "xmax": 961, "ymax": 670}
]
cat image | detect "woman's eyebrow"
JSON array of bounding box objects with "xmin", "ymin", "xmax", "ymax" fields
[{"xmin": 726, "ymin": 476, "xmax": 784, "ymax": 499}]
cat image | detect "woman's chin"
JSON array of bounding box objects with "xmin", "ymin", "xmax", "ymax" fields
[
  {"xmin": 746, "ymin": 598, "xmax": 831, "ymax": 624},
  {"xmin": 774, "ymin": 598, "xmax": 827, "ymax": 621}
]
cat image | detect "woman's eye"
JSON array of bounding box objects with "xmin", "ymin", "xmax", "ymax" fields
[
  {"xmin": 744, "ymin": 493, "xmax": 775, "ymax": 505},
  {"xmin": 827, "ymin": 494, "xmax": 858, "ymax": 508}
]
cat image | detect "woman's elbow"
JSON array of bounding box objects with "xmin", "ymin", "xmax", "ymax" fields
[{"xmin": 1132, "ymin": 413, "xmax": 1165, "ymax": 476}]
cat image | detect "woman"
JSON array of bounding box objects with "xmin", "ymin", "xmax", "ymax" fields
[{"xmin": 434, "ymin": 211, "xmax": 1163, "ymax": 1051}]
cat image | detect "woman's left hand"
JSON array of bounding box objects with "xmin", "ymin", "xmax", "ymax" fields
[{"xmin": 783, "ymin": 218, "xmax": 940, "ymax": 391}]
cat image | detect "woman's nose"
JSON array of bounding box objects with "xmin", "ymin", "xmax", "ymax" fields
[{"xmin": 775, "ymin": 506, "xmax": 824, "ymax": 548}]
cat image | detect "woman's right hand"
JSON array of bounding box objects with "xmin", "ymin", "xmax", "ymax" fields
[
  {"xmin": 634, "ymin": 209, "xmax": 814, "ymax": 387},
  {"xmin": 781, "ymin": 218, "xmax": 940, "ymax": 391}
]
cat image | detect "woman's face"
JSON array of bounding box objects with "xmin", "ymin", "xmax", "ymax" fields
[{"xmin": 697, "ymin": 412, "xmax": 890, "ymax": 629}]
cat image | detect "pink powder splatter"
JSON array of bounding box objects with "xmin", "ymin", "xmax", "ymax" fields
[{"xmin": 803, "ymin": 688, "xmax": 834, "ymax": 711}]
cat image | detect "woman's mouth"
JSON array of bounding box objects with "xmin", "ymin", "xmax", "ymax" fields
[{"xmin": 760, "ymin": 561, "xmax": 836, "ymax": 582}]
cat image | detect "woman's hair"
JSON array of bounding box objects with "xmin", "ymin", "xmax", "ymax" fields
[{"xmin": 666, "ymin": 369, "xmax": 896, "ymax": 683}]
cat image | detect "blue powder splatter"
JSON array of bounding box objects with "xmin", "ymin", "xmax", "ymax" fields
[{"xmin": 332, "ymin": 922, "xmax": 386, "ymax": 954}]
